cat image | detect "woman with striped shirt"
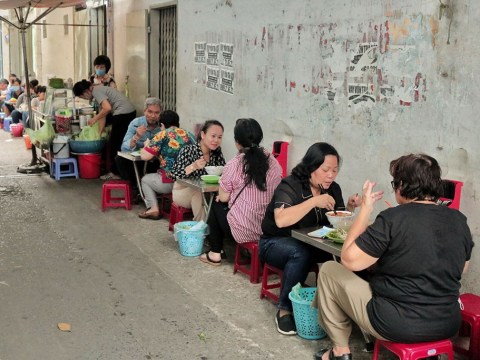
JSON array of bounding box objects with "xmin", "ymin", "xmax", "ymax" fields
[{"xmin": 199, "ymin": 118, "xmax": 282, "ymax": 266}]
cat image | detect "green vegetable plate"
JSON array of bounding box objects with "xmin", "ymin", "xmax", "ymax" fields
[
  {"xmin": 201, "ymin": 175, "xmax": 220, "ymax": 184},
  {"xmin": 325, "ymin": 230, "xmax": 347, "ymax": 244}
]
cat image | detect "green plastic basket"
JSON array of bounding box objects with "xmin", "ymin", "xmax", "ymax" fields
[{"xmin": 289, "ymin": 287, "xmax": 327, "ymax": 340}]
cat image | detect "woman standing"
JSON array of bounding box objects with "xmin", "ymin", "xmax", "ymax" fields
[
  {"xmin": 314, "ymin": 154, "xmax": 474, "ymax": 360},
  {"xmin": 200, "ymin": 118, "xmax": 282, "ymax": 265},
  {"xmin": 260, "ymin": 142, "xmax": 361, "ymax": 336},
  {"xmin": 90, "ymin": 55, "xmax": 116, "ymax": 88},
  {"xmin": 170, "ymin": 120, "xmax": 226, "ymax": 221},
  {"xmin": 73, "ymin": 79, "xmax": 136, "ymax": 178}
]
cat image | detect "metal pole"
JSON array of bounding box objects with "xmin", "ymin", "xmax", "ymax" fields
[{"xmin": 18, "ymin": 7, "xmax": 37, "ymax": 165}]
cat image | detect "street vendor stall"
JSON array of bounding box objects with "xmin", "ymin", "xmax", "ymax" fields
[{"xmin": 0, "ymin": 0, "xmax": 87, "ymax": 173}]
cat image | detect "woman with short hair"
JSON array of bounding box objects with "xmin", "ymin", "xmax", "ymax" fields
[
  {"xmin": 73, "ymin": 79, "xmax": 136, "ymax": 178},
  {"xmin": 314, "ymin": 153, "xmax": 474, "ymax": 360}
]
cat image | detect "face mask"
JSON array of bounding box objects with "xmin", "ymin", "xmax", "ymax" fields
[
  {"xmin": 95, "ymin": 69, "xmax": 106, "ymax": 77},
  {"xmin": 11, "ymin": 86, "xmax": 20, "ymax": 91}
]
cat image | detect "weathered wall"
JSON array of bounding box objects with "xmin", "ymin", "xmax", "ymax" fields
[
  {"xmin": 4, "ymin": 0, "xmax": 477, "ymax": 292},
  {"xmin": 173, "ymin": 0, "xmax": 479, "ymax": 291}
]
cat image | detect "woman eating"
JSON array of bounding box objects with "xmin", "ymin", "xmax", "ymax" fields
[
  {"xmin": 200, "ymin": 118, "xmax": 282, "ymax": 265},
  {"xmin": 139, "ymin": 110, "xmax": 196, "ymax": 220},
  {"xmin": 73, "ymin": 79, "xmax": 136, "ymax": 179},
  {"xmin": 170, "ymin": 120, "xmax": 226, "ymax": 221},
  {"xmin": 260, "ymin": 142, "xmax": 361, "ymax": 336},
  {"xmin": 314, "ymin": 153, "xmax": 474, "ymax": 360}
]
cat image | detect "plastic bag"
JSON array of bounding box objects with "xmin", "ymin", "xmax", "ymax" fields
[
  {"xmin": 76, "ymin": 121, "xmax": 108, "ymax": 141},
  {"xmin": 290, "ymin": 282, "xmax": 302, "ymax": 301},
  {"xmin": 25, "ymin": 117, "xmax": 55, "ymax": 148}
]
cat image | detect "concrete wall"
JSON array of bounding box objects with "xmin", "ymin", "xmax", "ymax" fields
[
  {"xmin": 3, "ymin": 0, "xmax": 478, "ymax": 292},
  {"xmin": 172, "ymin": 0, "xmax": 479, "ymax": 291}
]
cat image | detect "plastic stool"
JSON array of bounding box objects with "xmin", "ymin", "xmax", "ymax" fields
[
  {"xmin": 454, "ymin": 293, "xmax": 480, "ymax": 359},
  {"xmin": 260, "ymin": 263, "xmax": 319, "ymax": 303},
  {"xmin": 102, "ymin": 180, "xmax": 132, "ymax": 211},
  {"xmin": 272, "ymin": 141, "xmax": 289, "ymax": 177},
  {"xmin": 168, "ymin": 202, "xmax": 193, "ymax": 231},
  {"xmin": 50, "ymin": 157, "xmax": 79, "ymax": 181},
  {"xmin": 3, "ymin": 117, "xmax": 11, "ymax": 132},
  {"xmin": 373, "ymin": 339, "xmax": 454, "ymax": 360},
  {"xmin": 160, "ymin": 193, "xmax": 173, "ymax": 218},
  {"xmin": 233, "ymin": 241, "xmax": 261, "ymax": 283},
  {"xmin": 260, "ymin": 263, "xmax": 283, "ymax": 303}
]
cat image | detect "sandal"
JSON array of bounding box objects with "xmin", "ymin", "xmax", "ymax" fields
[
  {"xmin": 199, "ymin": 252, "xmax": 222, "ymax": 266},
  {"xmin": 315, "ymin": 348, "xmax": 352, "ymax": 360},
  {"xmin": 138, "ymin": 210, "xmax": 161, "ymax": 220}
]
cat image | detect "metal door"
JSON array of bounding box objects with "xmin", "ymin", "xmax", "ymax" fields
[{"xmin": 149, "ymin": 6, "xmax": 177, "ymax": 110}]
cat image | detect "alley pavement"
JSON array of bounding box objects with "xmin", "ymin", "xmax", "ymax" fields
[{"xmin": 0, "ymin": 130, "xmax": 400, "ymax": 360}]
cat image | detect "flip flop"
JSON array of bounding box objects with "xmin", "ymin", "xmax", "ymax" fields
[{"xmin": 199, "ymin": 252, "xmax": 222, "ymax": 266}]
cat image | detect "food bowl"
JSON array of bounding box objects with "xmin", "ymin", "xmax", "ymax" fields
[
  {"xmin": 205, "ymin": 166, "xmax": 224, "ymax": 175},
  {"xmin": 68, "ymin": 139, "xmax": 106, "ymax": 153},
  {"xmin": 325, "ymin": 210, "xmax": 355, "ymax": 230},
  {"xmin": 201, "ymin": 175, "xmax": 220, "ymax": 184}
]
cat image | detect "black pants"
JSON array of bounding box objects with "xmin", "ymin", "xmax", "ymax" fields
[
  {"xmin": 108, "ymin": 110, "xmax": 137, "ymax": 174},
  {"xmin": 115, "ymin": 155, "xmax": 159, "ymax": 190},
  {"xmin": 207, "ymin": 201, "xmax": 232, "ymax": 253}
]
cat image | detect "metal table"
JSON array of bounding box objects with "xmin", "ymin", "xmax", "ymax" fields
[
  {"xmin": 117, "ymin": 151, "xmax": 147, "ymax": 205},
  {"xmin": 176, "ymin": 178, "xmax": 219, "ymax": 220},
  {"xmin": 291, "ymin": 227, "xmax": 343, "ymax": 258}
]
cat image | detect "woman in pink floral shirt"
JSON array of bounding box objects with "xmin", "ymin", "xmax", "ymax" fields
[{"xmin": 139, "ymin": 110, "xmax": 195, "ymax": 220}]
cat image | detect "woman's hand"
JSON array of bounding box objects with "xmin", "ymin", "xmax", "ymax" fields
[
  {"xmin": 193, "ymin": 157, "xmax": 207, "ymax": 170},
  {"xmin": 347, "ymin": 193, "xmax": 362, "ymax": 210},
  {"xmin": 361, "ymin": 180, "xmax": 384, "ymax": 210},
  {"xmin": 87, "ymin": 118, "xmax": 97, "ymax": 126},
  {"xmin": 314, "ymin": 193, "xmax": 336, "ymax": 211}
]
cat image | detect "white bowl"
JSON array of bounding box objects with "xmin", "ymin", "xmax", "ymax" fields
[
  {"xmin": 205, "ymin": 166, "xmax": 223, "ymax": 175},
  {"xmin": 325, "ymin": 210, "xmax": 355, "ymax": 230}
]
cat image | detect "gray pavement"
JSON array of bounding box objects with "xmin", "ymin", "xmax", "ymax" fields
[{"xmin": 0, "ymin": 130, "xmax": 395, "ymax": 360}]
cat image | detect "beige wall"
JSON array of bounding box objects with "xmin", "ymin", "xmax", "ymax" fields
[{"xmin": 34, "ymin": 7, "xmax": 76, "ymax": 85}]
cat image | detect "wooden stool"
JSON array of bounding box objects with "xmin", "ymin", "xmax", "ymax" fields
[
  {"xmin": 373, "ymin": 339, "xmax": 454, "ymax": 360},
  {"xmin": 233, "ymin": 241, "xmax": 261, "ymax": 283},
  {"xmin": 168, "ymin": 202, "xmax": 193, "ymax": 231},
  {"xmin": 454, "ymin": 293, "xmax": 480, "ymax": 359},
  {"xmin": 102, "ymin": 180, "xmax": 132, "ymax": 211},
  {"xmin": 50, "ymin": 157, "xmax": 79, "ymax": 181}
]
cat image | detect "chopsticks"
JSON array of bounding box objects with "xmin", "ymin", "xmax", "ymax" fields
[{"xmin": 319, "ymin": 184, "xmax": 337, "ymax": 215}]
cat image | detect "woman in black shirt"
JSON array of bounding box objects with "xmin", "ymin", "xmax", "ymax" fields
[{"xmin": 260, "ymin": 142, "xmax": 360, "ymax": 336}]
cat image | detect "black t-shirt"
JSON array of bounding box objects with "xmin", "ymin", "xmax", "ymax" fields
[
  {"xmin": 261, "ymin": 175, "xmax": 345, "ymax": 237},
  {"xmin": 356, "ymin": 203, "xmax": 474, "ymax": 342}
]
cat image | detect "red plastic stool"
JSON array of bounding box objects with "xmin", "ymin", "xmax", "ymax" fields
[
  {"xmin": 233, "ymin": 241, "xmax": 261, "ymax": 284},
  {"xmin": 373, "ymin": 339, "xmax": 454, "ymax": 360},
  {"xmin": 272, "ymin": 141, "xmax": 289, "ymax": 178},
  {"xmin": 160, "ymin": 193, "xmax": 173, "ymax": 218},
  {"xmin": 168, "ymin": 202, "xmax": 193, "ymax": 231},
  {"xmin": 454, "ymin": 293, "xmax": 480, "ymax": 359},
  {"xmin": 102, "ymin": 180, "xmax": 132, "ymax": 211},
  {"xmin": 260, "ymin": 263, "xmax": 319, "ymax": 303},
  {"xmin": 260, "ymin": 263, "xmax": 283, "ymax": 303}
]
